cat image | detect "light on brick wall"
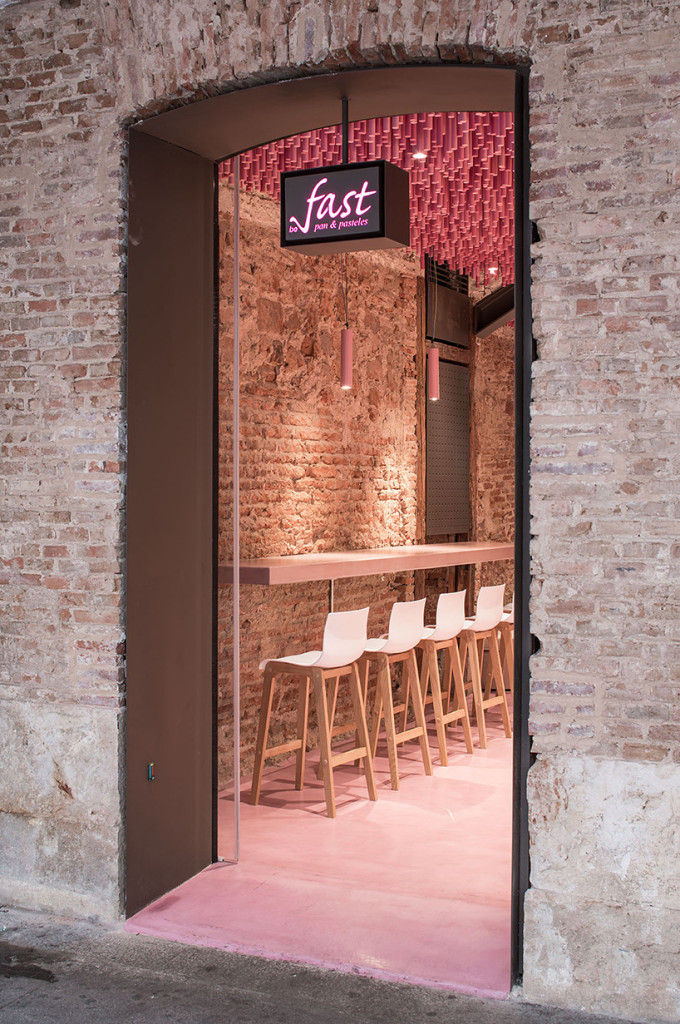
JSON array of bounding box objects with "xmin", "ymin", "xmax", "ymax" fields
[{"xmin": 427, "ymin": 346, "xmax": 440, "ymax": 402}]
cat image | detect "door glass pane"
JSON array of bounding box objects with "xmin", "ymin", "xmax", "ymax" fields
[{"xmin": 216, "ymin": 156, "xmax": 240, "ymax": 862}]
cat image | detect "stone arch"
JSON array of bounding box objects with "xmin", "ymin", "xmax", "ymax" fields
[{"xmin": 124, "ymin": 60, "xmax": 531, "ymax": 996}]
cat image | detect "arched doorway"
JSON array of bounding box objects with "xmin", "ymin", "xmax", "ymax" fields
[{"xmin": 125, "ymin": 62, "xmax": 531, "ymax": 986}]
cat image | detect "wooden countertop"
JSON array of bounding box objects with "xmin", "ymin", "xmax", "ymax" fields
[{"xmin": 218, "ymin": 540, "xmax": 513, "ymax": 586}]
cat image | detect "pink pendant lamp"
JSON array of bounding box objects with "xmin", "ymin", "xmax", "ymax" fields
[
  {"xmin": 427, "ymin": 345, "xmax": 439, "ymax": 401},
  {"xmin": 341, "ymin": 327, "xmax": 352, "ymax": 390}
]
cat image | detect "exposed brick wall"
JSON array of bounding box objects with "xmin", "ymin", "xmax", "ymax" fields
[
  {"xmin": 216, "ymin": 185, "xmax": 515, "ymax": 783},
  {"xmin": 216, "ymin": 183, "xmax": 419, "ymax": 781},
  {"xmin": 527, "ymin": 15, "xmax": 680, "ymax": 765},
  {"xmin": 0, "ymin": 1, "xmax": 125, "ymax": 919},
  {"xmin": 524, "ymin": 5, "xmax": 680, "ymax": 1019},
  {"xmin": 2, "ymin": 0, "xmax": 679, "ymax": 1018}
]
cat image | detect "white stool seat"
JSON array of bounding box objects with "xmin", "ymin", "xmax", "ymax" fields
[
  {"xmin": 425, "ymin": 590, "xmax": 467, "ymax": 642},
  {"xmin": 364, "ymin": 597, "xmax": 428, "ymax": 655},
  {"xmin": 259, "ymin": 650, "xmax": 321, "ymax": 671},
  {"xmin": 502, "ymin": 595, "xmax": 515, "ymax": 625},
  {"xmin": 417, "ymin": 590, "xmax": 473, "ymax": 764},
  {"xmin": 460, "ymin": 585, "xmax": 512, "ymax": 748},
  {"xmin": 359, "ymin": 597, "xmax": 432, "ymax": 789},
  {"xmin": 463, "ymin": 584, "xmax": 505, "ymax": 632},
  {"xmin": 250, "ymin": 607, "xmax": 376, "ymax": 818}
]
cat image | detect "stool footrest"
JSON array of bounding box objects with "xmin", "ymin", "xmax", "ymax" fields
[
  {"xmin": 424, "ymin": 689, "xmax": 450, "ymax": 707},
  {"xmin": 330, "ymin": 720, "xmax": 358, "ymax": 738},
  {"xmin": 263, "ymin": 738, "xmax": 303, "ymax": 759},
  {"xmin": 330, "ymin": 746, "xmax": 368, "ymax": 768},
  {"xmin": 442, "ymin": 709, "xmax": 467, "ymax": 726},
  {"xmin": 395, "ymin": 726, "xmax": 425, "ymax": 744}
]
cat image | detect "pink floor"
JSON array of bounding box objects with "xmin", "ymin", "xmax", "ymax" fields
[{"xmin": 126, "ymin": 711, "xmax": 513, "ymax": 997}]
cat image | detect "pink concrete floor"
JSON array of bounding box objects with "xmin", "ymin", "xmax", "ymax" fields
[{"xmin": 127, "ymin": 710, "xmax": 513, "ymax": 997}]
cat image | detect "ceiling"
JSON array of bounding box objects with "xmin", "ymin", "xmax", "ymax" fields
[{"xmin": 219, "ymin": 111, "xmax": 514, "ymax": 285}]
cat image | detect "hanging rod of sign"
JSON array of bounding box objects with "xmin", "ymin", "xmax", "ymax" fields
[{"xmin": 280, "ymin": 96, "xmax": 409, "ymax": 254}]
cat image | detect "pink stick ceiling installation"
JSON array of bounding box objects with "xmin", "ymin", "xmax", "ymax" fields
[{"xmin": 219, "ymin": 112, "xmax": 514, "ymax": 285}]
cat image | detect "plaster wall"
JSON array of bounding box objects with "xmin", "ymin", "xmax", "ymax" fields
[{"xmin": 1, "ymin": 1, "xmax": 679, "ymax": 1020}]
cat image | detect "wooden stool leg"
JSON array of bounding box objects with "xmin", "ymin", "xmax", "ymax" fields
[
  {"xmin": 482, "ymin": 637, "xmax": 493, "ymax": 700},
  {"xmin": 312, "ymin": 668, "xmax": 336, "ymax": 818},
  {"xmin": 369, "ymin": 663, "xmax": 384, "ymax": 759},
  {"xmin": 353, "ymin": 657, "xmax": 369, "ymax": 765},
  {"xmin": 295, "ymin": 677, "xmax": 310, "ymax": 790},
  {"xmin": 466, "ymin": 631, "xmax": 488, "ymax": 748},
  {"xmin": 407, "ymin": 650, "xmax": 433, "ymax": 775},
  {"xmin": 419, "ymin": 643, "xmax": 431, "ymax": 701},
  {"xmin": 501, "ymin": 624, "xmax": 514, "ymax": 697},
  {"xmin": 510, "ymin": 629, "xmax": 515, "ymax": 696},
  {"xmin": 376, "ymin": 656, "xmax": 400, "ymax": 790},
  {"xmin": 348, "ymin": 663, "xmax": 377, "ymax": 802},
  {"xmin": 489, "ymin": 631, "xmax": 512, "ymax": 737},
  {"xmin": 358, "ymin": 656, "xmax": 370, "ymax": 703},
  {"xmin": 399, "ymin": 660, "xmax": 411, "ymax": 733},
  {"xmin": 459, "ymin": 632, "xmax": 472, "ymax": 714},
  {"xmin": 450, "ymin": 638, "xmax": 474, "ymax": 754},
  {"xmin": 250, "ymin": 667, "xmax": 276, "ymax": 805},
  {"xmin": 426, "ymin": 642, "xmax": 449, "ymax": 767},
  {"xmin": 318, "ymin": 675, "xmax": 339, "ymax": 780},
  {"xmin": 442, "ymin": 646, "xmax": 453, "ymax": 716},
  {"xmin": 328, "ymin": 675, "xmax": 340, "ymax": 725}
]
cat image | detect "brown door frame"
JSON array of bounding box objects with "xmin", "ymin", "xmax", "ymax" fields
[{"xmin": 126, "ymin": 63, "xmax": 531, "ymax": 983}]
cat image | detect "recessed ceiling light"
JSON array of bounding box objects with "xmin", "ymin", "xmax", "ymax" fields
[
  {"xmin": 413, "ymin": 151, "xmax": 427, "ymax": 161},
  {"xmin": 488, "ymin": 266, "xmax": 499, "ymax": 275}
]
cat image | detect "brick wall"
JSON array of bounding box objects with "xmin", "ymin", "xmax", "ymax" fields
[
  {"xmin": 0, "ymin": 1, "xmax": 125, "ymax": 919},
  {"xmin": 216, "ymin": 184, "xmax": 515, "ymax": 783},
  {"xmin": 523, "ymin": 5, "xmax": 680, "ymax": 1018},
  {"xmin": 217, "ymin": 183, "xmax": 420, "ymax": 781},
  {"xmin": 2, "ymin": 0, "xmax": 679, "ymax": 1019}
]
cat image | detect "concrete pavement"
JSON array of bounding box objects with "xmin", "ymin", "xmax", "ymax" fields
[{"xmin": 0, "ymin": 905, "xmax": 642, "ymax": 1024}]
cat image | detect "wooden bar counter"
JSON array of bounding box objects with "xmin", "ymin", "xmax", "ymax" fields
[{"xmin": 218, "ymin": 541, "xmax": 513, "ymax": 586}]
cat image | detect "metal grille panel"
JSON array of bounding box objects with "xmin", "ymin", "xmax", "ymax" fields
[{"xmin": 426, "ymin": 361, "xmax": 470, "ymax": 535}]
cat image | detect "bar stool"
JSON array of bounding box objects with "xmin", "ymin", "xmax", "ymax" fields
[
  {"xmin": 460, "ymin": 585, "xmax": 512, "ymax": 748},
  {"xmin": 498, "ymin": 594, "xmax": 514, "ymax": 697},
  {"xmin": 359, "ymin": 598, "xmax": 433, "ymax": 790},
  {"xmin": 417, "ymin": 590, "xmax": 474, "ymax": 765},
  {"xmin": 250, "ymin": 607, "xmax": 377, "ymax": 819}
]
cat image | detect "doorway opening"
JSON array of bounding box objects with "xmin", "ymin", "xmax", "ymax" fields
[{"xmin": 124, "ymin": 64, "xmax": 531, "ymax": 998}]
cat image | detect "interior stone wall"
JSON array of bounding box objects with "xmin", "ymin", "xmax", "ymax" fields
[
  {"xmin": 1, "ymin": 1, "xmax": 679, "ymax": 1020},
  {"xmin": 471, "ymin": 321, "xmax": 515, "ymax": 594},
  {"xmin": 216, "ymin": 184, "xmax": 515, "ymax": 784},
  {"xmin": 216, "ymin": 183, "xmax": 420, "ymax": 782}
]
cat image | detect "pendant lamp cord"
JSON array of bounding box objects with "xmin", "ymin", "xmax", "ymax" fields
[
  {"xmin": 432, "ymin": 256, "xmax": 438, "ymax": 339},
  {"xmin": 427, "ymin": 253, "xmax": 438, "ymax": 342},
  {"xmin": 341, "ymin": 252, "xmax": 350, "ymax": 328}
]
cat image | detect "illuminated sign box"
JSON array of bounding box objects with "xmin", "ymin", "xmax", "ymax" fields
[{"xmin": 280, "ymin": 160, "xmax": 410, "ymax": 254}]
